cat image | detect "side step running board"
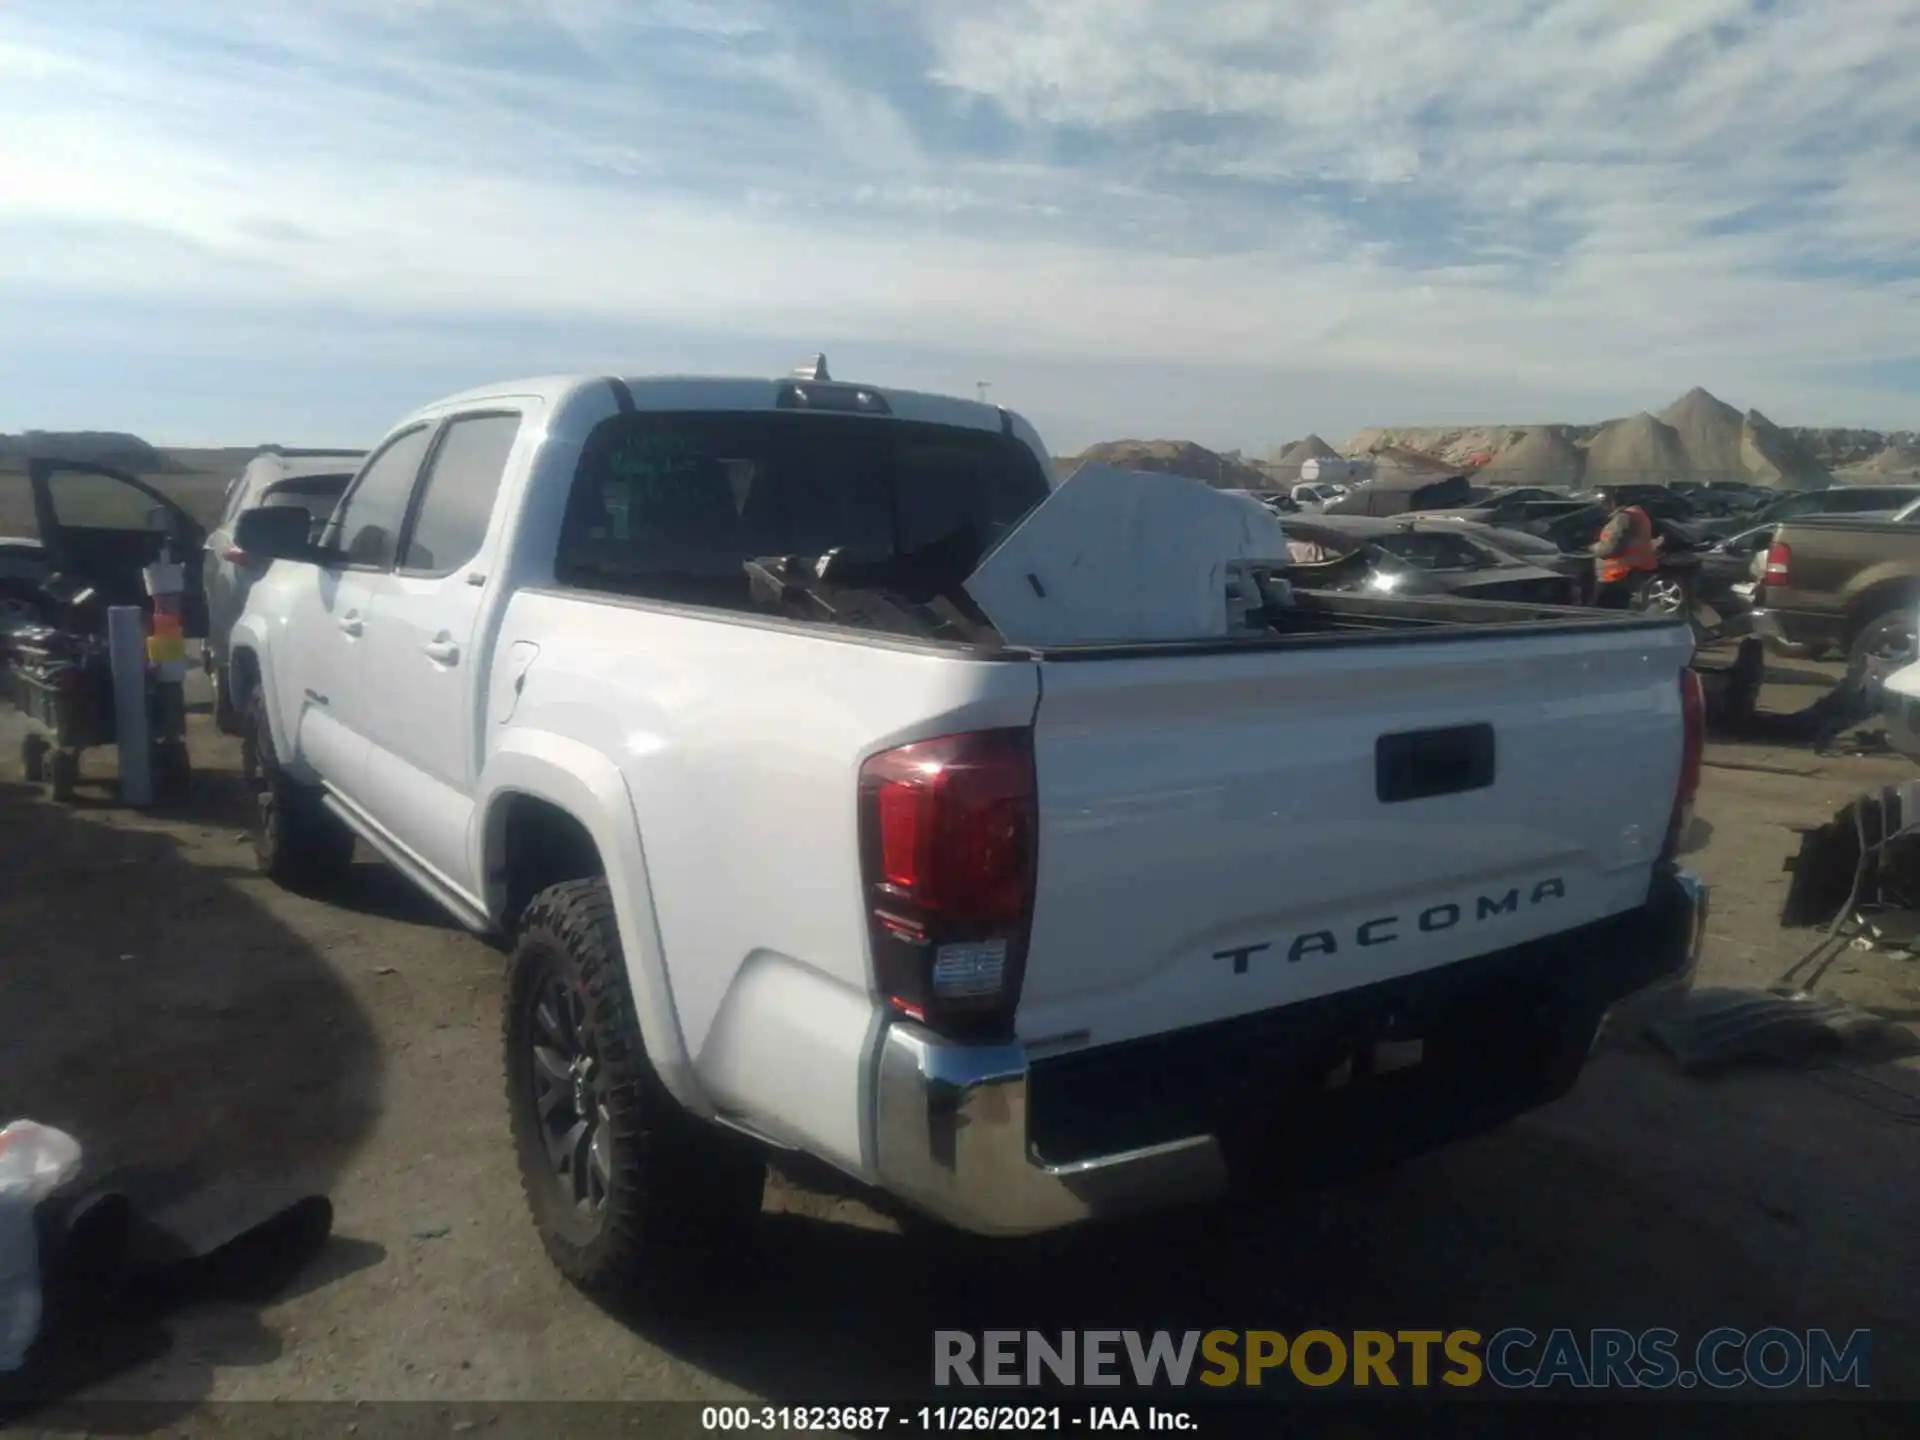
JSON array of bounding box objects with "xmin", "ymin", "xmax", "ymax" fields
[{"xmin": 320, "ymin": 793, "xmax": 494, "ymax": 935}]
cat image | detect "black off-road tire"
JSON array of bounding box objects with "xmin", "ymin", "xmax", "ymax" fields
[
  {"xmin": 211, "ymin": 663, "xmax": 240, "ymax": 737},
  {"xmin": 241, "ymin": 689, "xmax": 354, "ymax": 891},
  {"xmin": 21, "ymin": 733, "xmax": 47, "ymax": 784},
  {"xmin": 504, "ymin": 878, "xmax": 765, "ymax": 1302}
]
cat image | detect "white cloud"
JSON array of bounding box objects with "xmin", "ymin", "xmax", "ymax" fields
[{"xmin": 0, "ymin": 0, "xmax": 1915, "ymax": 447}]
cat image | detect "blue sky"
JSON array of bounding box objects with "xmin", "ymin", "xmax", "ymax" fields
[{"xmin": 1, "ymin": 0, "xmax": 1916, "ymax": 454}]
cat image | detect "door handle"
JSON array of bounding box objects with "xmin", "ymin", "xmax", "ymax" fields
[
  {"xmin": 339, "ymin": 613, "xmax": 364, "ymax": 637},
  {"xmin": 423, "ymin": 638, "xmax": 460, "ymax": 665}
]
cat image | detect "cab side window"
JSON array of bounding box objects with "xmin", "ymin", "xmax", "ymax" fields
[
  {"xmin": 330, "ymin": 426, "xmax": 435, "ymax": 569},
  {"xmin": 398, "ymin": 414, "xmax": 521, "ymax": 576}
]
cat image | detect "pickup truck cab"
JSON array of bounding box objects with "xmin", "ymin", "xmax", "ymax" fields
[{"xmin": 230, "ymin": 365, "xmax": 1708, "ymax": 1297}]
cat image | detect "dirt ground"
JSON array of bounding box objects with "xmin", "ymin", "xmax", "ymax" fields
[{"xmin": 2, "ymin": 665, "xmax": 1918, "ymax": 1421}]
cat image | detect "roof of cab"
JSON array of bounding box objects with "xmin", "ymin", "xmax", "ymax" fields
[{"xmin": 400, "ymin": 371, "xmax": 1012, "ymax": 437}]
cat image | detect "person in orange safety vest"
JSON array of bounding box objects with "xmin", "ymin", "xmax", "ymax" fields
[{"xmin": 1587, "ymin": 486, "xmax": 1661, "ymax": 607}]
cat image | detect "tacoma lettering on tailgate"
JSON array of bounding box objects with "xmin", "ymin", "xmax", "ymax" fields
[{"xmin": 1212, "ymin": 878, "xmax": 1567, "ymax": 973}]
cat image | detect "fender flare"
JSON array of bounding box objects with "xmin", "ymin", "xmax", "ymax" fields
[
  {"xmin": 225, "ymin": 619, "xmax": 293, "ymax": 758},
  {"xmin": 476, "ymin": 731, "xmax": 708, "ymax": 1117}
]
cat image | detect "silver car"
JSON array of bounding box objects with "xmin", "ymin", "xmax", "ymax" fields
[{"xmin": 203, "ymin": 448, "xmax": 364, "ymax": 732}]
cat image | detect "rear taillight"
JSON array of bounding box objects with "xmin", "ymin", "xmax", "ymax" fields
[
  {"xmin": 1763, "ymin": 540, "xmax": 1791, "ymax": 584},
  {"xmin": 1662, "ymin": 668, "xmax": 1705, "ymax": 862},
  {"xmin": 857, "ymin": 728, "xmax": 1038, "ymax": 1040}
]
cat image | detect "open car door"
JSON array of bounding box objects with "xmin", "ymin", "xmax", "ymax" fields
[{"xmin": 28, "ymin": 459, "xmax": 209, "ymax": 637}]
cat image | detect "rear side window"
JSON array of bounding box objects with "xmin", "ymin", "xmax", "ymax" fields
[
  {"xmin": 1372, "ymin": 532, "xmax": 1488, "ymax": 571},
  {"xmin": 330, "ymin": 426, "xmax": 435, "ymax": 569},
  {"xmin": 261, "ymin": 477, "xmax": 353, "ymax": 541},
  {"xmin": 399, "ymin": 413, "xmax": 520, "ymax": 576},
  {"xmin": 554, "ymin": 413, "xmax": 1050, "ymax": 610},
  {"xmin": 1843, "ymin": 489, "xmax": 1920, "ymax": 511}
]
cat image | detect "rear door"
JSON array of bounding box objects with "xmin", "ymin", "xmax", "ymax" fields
[
  {"xmin": 358, "ymin": 408, "xmax": 527, "ymax": 895},
  {"xmin": 1014, "ymin": 623, "xmax": 1692, "ymax": 1051}
]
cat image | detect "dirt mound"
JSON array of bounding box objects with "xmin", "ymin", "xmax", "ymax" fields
[
  {"xmin": 1740, "ymin": 408, "xmax": 1831, "ymax": 490},
  {"xmin": 1793, "ymin": 428, "xmax": 1916, "ymax": 470},
  {"xmin": 1844, "ymin": 441, "xmax": 1920, "ymax": 477},
  {"xmin": 1266, "ymin": 433, "xmax": 1341, "ymax": 482},
  {"xmin": 1069, "ymin": 438, "xmax": 1272, "ymax": 490},
  {"xmin": 1371, "ymin": 445, "xmax": 1460, "ymax": 474},
  {"xmin": 1481, "ymin": 426, "xmax": 1587, "ymax": 487},
  {"xmin": 1656, "ymin": 387, "xmax": 1748, "ymax": 477},
  {"xmin": 0, "ymin": 430, "xmax": 171, "ymax": 473},
  {"xmin": 1341, "ymin": 426, "xmax": 1541, "ymax": 467},
  {"xmin": 1278, "ymin": 434, "xmax": 1339, "ymax": 465},
  {"xmin": 1586, "ymin": 412, "xmax": 1692, "ymax": 479},
  {"xmin": 1651, "ymin": 388, "xmax": 1828, "ymax": 489}
]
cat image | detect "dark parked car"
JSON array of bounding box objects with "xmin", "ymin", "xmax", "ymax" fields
[
  {"xmin": 1279, "ymin": 514, "xmax": 1583, "ymax": 605},
  {"xmin": 1693, "ymin": 484, "xmax": 1920, "ymax": 541},
  {"xmin": 1321, "ymin": 471, "xmax": 1478, "ymax": 518},
  {"xmin": 202, "ymin": 448, "xmax": 365, "ymax": 732}
]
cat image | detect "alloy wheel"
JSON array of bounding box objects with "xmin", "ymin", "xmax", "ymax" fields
[
  {"xmin": 1639, "ymin": 577, "xmax": 1686, "ymax": 615},
  {"xmin": 528, "ymin": 976, "xmax": 613, "ymax": 1217}
]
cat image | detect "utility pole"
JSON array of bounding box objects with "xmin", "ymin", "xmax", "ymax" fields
[{"xmin": 976, "ymin": 381, "xmax": 991, "ymax": 404}]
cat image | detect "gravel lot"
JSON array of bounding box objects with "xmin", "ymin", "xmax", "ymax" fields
[{"xmin": 3, "ymin": 665, "xmax": 1918, "ymax": 1420}]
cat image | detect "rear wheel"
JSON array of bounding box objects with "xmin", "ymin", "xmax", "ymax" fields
[
  {"xmin": 1634, "ymin": 570, "xmax": 1709, "ymax": 642},
  {"xmin": 1845, "ymin": 607, "xmax": 1918, "ymax": 699},
  {"xmin": 1633, "ymin": 571, "xmax": 1689, "ymax": 617},
  {"xmin": 210, "ymin": 662, "xmax": 239, "ymax": 736},
  {"xmin": 20, "ymin": 734, "xmax": 47, "ymax": 783},
  {"xmin": 242, "ymin": 689, "xmax": 354, "ymax": 891},
  {"xmin": 505, "ymin": 878, "xmax": 765, "ymax": 1301}
]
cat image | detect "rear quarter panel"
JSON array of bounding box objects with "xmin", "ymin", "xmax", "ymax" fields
[{"xmin": 480, "ymin": 591, "xmax": 1039, "ymax": 1172}]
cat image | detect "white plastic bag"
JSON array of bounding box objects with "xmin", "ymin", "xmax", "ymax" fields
[{"xmin": 0, "ymin": 1121, "xmax": 83, "ymax": 1372}]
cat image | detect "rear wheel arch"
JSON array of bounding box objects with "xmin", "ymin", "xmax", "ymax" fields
[
  {"xmin": 1844, "ymin": 579, "xmax": 1920, "ymax": 649},
  {"xmin": 487, "ymin": 791, "xmax": 607, "ymax": 936},
  {"xmin": 228, "ymin": 645, "xmax": 262, "ymax": 712},
  {"xmin": 476, "ymin": 747, "xmax": 705, "ymax": 1116}
]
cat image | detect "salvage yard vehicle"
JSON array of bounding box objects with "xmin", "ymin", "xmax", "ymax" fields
[
  {"xmin": 1692, "ymin": 483, "xmax": 1920, "ymax": 542},
  {"xmin": 227, "ymin": 362, "xmax": 1708, "ymax": 1298},
  {"xmin": 1747, "ymin": 513, "xmax": 1920, "ymax": 695},
  {"xmin": 1279, "ymin": 515, "xmax": 1583, "ymax": 605},
  {"xmin": 202, "ymin": 447, "xmax": 365, "ymax": 733},
  {"xmin": 2, "ymin": 459, "xmax": 208, "ymax": 638}
]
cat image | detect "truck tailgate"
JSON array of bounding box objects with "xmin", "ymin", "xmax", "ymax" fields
[{"xmin": 1016, "ymin": 624, "xmax": 1693, "ymax": 1051}]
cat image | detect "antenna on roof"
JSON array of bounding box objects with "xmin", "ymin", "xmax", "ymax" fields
[{"xmin": 794, "ymin": 353, "xmax": 831, "ymax": 382}]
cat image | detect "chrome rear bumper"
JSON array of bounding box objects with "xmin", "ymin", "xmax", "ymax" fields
[
  {"xmin": 873, "ymin": 869, "xmax": 1707, "ymax": 1239},
  {"xmin": 872, "ymin": 1031, "xmax": 1229, "ymax": 1237}
]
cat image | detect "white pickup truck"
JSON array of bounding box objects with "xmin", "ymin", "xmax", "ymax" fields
[{"xmin": 229, "ymin": 363, "xmax": 1708, "ymax": 1297}]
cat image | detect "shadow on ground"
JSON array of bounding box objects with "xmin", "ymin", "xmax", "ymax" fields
[
  {"xmin": 0, "ymin": 775, "xmax": 385, "ymax": 1419},
  {"xmin": 609, "ymin": 1102, "xmax": 1841, "ymax": 1408},
  {"xmin": 188, "ymin": 765, "xmax": 456, "ymax": 931}
]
